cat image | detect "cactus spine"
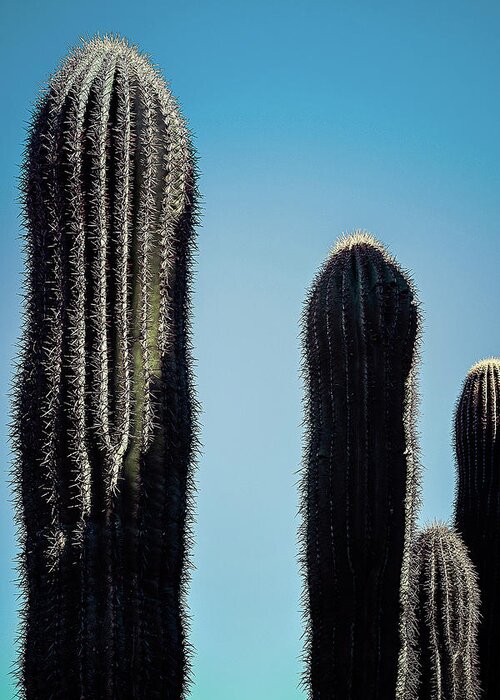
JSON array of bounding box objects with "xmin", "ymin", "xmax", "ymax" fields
[
  {"xmin": 12, "ymin": 35, "xmax": 198, "ymax": 699},
  {"xmin": 300, "ymin": 232, "xmax": 421, "ymax": 699},
  {"xmin": 408, "ymin": 523, "xmax": 481, "ymax": 700},
  {"xmin": 454, "ymin": 358, "xmax": 500, "ymax": 699}
]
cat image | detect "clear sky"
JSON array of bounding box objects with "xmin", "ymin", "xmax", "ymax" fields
[{"xmin": 1, "ymin": 1, "xmax": 500, "ymax": 698}]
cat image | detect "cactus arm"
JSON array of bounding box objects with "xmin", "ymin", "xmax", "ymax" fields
[
  {"xmin": 454, "ymin": 358, "xmax": 500, "ymax": 698},
  {"xmin": 12, "ymin": 36, "xmax": 198, "ymax": 699},
  {"xmin": 300, "ymin": 232, "xmax": 421, "ymax": 699},
  {"xmin": 408, "ymin": 524, "xmax": 481, "ymax": 700}
]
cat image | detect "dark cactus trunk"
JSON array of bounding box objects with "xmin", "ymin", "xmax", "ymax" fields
[
  {"xmin": 409, "ymin": 523, "xmax": 480, "ymax": 700},
  {"xmin": 12, "ymin": 35, "xmax": 198, "ymax": 699},
  {"xmin": 454, "ymin": 358, "xmax": 500, "ymax": 700},
  {"xmin": 300, "ymin": 232, "xmax": 421, "ymax": 700}
]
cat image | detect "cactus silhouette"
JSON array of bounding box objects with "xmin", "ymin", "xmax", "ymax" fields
[
  {"xmin": 454, "ymin": 358, "xmax": 500, "ymax": 699},
  {"xmin": 11, "ymin": 35, "xmax": 198, "ymax": 699},
  {"xmin": 300, "ymin": 232, "xmax": 421, "ymax": 699},
  {"xmin": 408, "ymin": 523, "xmax": 481, "ymax": 700}
]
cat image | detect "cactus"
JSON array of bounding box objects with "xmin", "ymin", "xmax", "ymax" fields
[
  {"xmin": 299, "ymin": 232, "xmax": 421, "ymax": 699},
  {"xmin": 454, "ymin": 358, "xmax": 500, "ymax": 699},
  {"xmin": 408, "ymin": 523, "xmax": 481, "ymax": 700},
  {"xmin": 11, "ymin": 35, "xmax": 198, "ymax": 699}
]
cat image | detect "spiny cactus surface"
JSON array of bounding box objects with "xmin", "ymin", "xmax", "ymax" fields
[
  {"xmin": 12, "ymin": 35, "xmax": 198, "ymax": 699},
  {"xmin": 300, "ymin": 232, "xmax": 421, "ymax": 700},
  {"xmin": 408, "ymin": 523, "xmax": 481, "ymax": 700},
  {"xmin": 454, "ymin": 358, "xmax": 500, "ymax": 699}
]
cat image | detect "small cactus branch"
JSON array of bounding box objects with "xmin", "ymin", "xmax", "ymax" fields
[
  {"xmin": 454, "ymin": 358, "xmax": 500, "ymax": 699},
  {"xmin": 408, "ymin": 523, "xmax": 481, "ymax": 700},
  {"xmin": 12, "ymin": 35, "xmax": 198, "ymax": 699},
  {"xmin": 300, "ymin": 232, "xmax": 421, "ymax": 700}
]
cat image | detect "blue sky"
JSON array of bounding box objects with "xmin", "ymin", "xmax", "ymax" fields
[{"xmin": 1, "ymin": 1, "xmax": 500, "ymax": 698}]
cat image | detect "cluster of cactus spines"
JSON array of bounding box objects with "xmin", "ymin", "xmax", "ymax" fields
[
  {"xmin": 300, "ymin": 232, "xmax": 422, "ymax": 699},
  {"xmin": 407, "ymin": 523, "xmax": 481, "ymax": 700},
  {"xmin": 454, "ymin": 358, "xmax": 500, "ymax": 698},
  {"xmin": 12, "ymin": 34, "xmax": 198, "ymax": 699}
]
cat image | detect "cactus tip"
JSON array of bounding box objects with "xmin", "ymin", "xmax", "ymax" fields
[
  {"xmin": 328, "ymin": 229, "xmax": 387, "ymax": 257},
  {"xmin": 468, "ymin": 357, "xmax": 500, "ymax": 376}
]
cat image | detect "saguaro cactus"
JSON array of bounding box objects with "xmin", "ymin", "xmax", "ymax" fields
[
  {"xmin": 454, "ymin": 358, "xmax": 500, "ymax": 699},
  {"xmin": 300, "ymin": 232, "xmax": 421, "ymax": 699},
  {"xmin": 408, "ymin": 523, "xmax": 481, "ymax": 700},
  {"xmin": 12, "ymin": 35, "xmax": 198, "ymax": 699}
]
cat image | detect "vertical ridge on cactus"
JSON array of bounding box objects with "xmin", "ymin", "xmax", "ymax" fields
[
  {"xmin": 11, "ymin": 34, "xmax": 198, "ymax": 699},
  {"xmin": 454, "ymin": 358, "xmax": 500, "ymax": 699},
  {"xmin": 299, "ymin": 231, "xmax": 421, "ymax": 700},
  {"xmin": 407, "ymin": 523, "xmax": 481, "ymax": 700}
]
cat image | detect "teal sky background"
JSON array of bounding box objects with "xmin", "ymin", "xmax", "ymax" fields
[{"xmin": 1, "ymin": 1, "xmax": 500, "ymax": 698}]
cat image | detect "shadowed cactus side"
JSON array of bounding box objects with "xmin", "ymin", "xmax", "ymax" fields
[
  {"xmin": 454, "ymin": 358, "xmax": 500, "ymax": 699},
  {"xmin": 11, "ymin": 35, "xmax": 198, "ymax": 699},
  {"xmin": 299, "ymin": 232, "xmax": 421, "ymax": 699},
  {"xmin": 408, "ymin": 523, "xmax": 481, "ymax": 700}
]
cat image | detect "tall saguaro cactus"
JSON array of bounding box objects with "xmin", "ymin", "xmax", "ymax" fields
[
  {"xmin": 300, "ymin": 232, "xmax": 421, "ymax": 699},
  {"xmin": 409, "ymin": 523, "xmax": 481, "ymax": 700},
  {"xmin": 454, "ymin": 358, "xmax": 500, "ymax": 699},
  {"xmin": 12, "ymin": 35, "xmax": 198, "ymax": 699}
]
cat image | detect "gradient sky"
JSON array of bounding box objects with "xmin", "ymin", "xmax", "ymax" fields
[{"xmin": 1, "ymin": 1, "xmax": 500, "ymax": 698}]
